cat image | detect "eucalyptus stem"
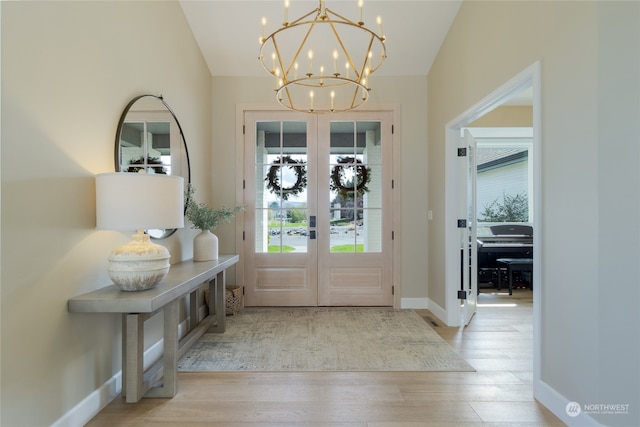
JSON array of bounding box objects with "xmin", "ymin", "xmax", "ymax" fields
[{"xmin": 185, "ymin": 184, "xmax": 244, "ymax": 231}]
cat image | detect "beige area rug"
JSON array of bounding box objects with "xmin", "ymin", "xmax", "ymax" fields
[{"xmin": 178, "ymin": 307, "xmax": 474, "ymax": 372}]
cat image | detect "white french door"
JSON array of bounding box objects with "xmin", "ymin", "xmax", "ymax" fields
[{"xmin": 243, "ymin": 110, "xmax": 394, "ymax": 307}]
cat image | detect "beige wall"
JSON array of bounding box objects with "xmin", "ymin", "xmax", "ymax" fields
[
  {"xmin": 1, "ymin": 1, "xmax": 211, "ymax": 425},
  {"xmin": 428, "ymin": 1, "xmax": 639, "ymax": 425},
  {"xmin": 468, "ymin": 106, "xmax": 533, "ymax": 127},
  {"xmin": 211, "ymin": 75, "xmax": 431, "ymax": 299}
]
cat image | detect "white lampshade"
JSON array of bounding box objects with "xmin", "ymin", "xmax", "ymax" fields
[
  {"xmin": 96, "ymin": 172, "xmax": 184, "ymax": 231},
  {"xmin": 95, "ymin": 172, "xmax": 185, "ymax": 291}
]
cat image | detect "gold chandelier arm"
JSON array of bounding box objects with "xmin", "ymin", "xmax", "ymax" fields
[
  {"xmin": 350, "ymin": 78, "xmax": 369, "ymax": 109},
  {"xmin": 324, "ymin": 7, "xmax": 359, "ymax": 27},
  {"xmin": 325, "ymin": 7, "xmax": 385, "ymax": 43},
  {"xmin": 327, "ymin": 20, "xmax": 359, "ymax": 80},
  {"xmin": 281, "ymin": 85, "xmax": 295, "ymax": 109},
  {"xmin": 260, "ymin": 8, "xmax": 319, "ymax": 75},
  {"xmin": 287, "ymin": 20, "xmax": 318, "ymax": 78},
  {"xmin": 356, "ymin": 36, "xmax": 377, "ymax": 85},
  {"xmin": 286, "ymin": 7, "xmax": 319, "ymax": 27}
]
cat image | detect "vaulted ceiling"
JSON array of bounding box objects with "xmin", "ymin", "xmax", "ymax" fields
[{"xmin": 179, "ymin": 0, "xmax": 463, "ymax": 78}]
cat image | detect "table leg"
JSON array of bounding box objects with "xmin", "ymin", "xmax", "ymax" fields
[
  {"xmin": 189, "ymin": 290, "xmax": 198, "ymax": 332},
  {"xmin": 208, "ymin": 270, "xmax": 227, "ymax": 333},
  {"xmin": 124, "ymin": 313, "xmax": 144, "ymax": 403},
  {"xmin": 144, "ymin": 299, "xmax": 179, "ymax": 398},
  {"xmin": 162, "ymin": 299, "xmax": 179, "ymax": 397}
]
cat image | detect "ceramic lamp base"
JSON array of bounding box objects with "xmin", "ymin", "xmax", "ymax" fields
[{"xmin": 108, "ymin": 230, "xmax": 171, "ymax": 291}]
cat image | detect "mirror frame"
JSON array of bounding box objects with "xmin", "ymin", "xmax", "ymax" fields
[{"xmin": 114, "ymin": 94, "xmax": 191, "ymax": 239}]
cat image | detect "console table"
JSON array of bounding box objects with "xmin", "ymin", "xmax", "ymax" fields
[{"xmin": 68, "ymin": 255, "xmax": 239, "ymax": 403}]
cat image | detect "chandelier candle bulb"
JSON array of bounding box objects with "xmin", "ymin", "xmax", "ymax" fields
[
  {"xmin": 261, "ymin": 17, "xmax": 266, "ymax": 41},
  {"xmin": 333, "ymin": 50, "xmax": 338, "ymax": 74},
  {"xmin": 358, "ymin": 0, "xmax": 363, "ymax": 24},
  {"xmin": 284, "ymin": 0, "xmax": 289, "ymax": 25},
  {"xmin": 346, "ymin": 62, "xmax": 350, "ymax": 79},
  {"xmin": 377, "ymin": 16, "xmax": 383, "ymax": 36},
  {"xmin": 330, "ymin": 90, "xmax": 335, "ymax": 111},
  {"xmin": 276, "ymin": 70, "xmax": 282, "ymax": 90},
  {"xmin": 307, "ymin": 50, "xmax": 313, "ymax": 75},
  {"xmin": 320, "ymin": 66, "xmax": 324, "ymax": 85},
  {"xmin": 310, "ymin": 91, "xmax": 314, "ymax": 111},
  {"xmin": 294, "ymin": 62, "xmax": 298, "ymax": 79}
]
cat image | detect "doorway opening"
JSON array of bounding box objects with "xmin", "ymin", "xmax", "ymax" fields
[
  {"xmin": 443, "ymin": 60, "xmax": 541, "ymax": 381},
  {"xmin": 469, "ymin": 126, "xmax": 533, "ymax": 300}
]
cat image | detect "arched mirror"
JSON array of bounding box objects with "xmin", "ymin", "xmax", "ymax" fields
[{"xmin": 115, "ymin": 95, "xmax": 191, "ymax": 239}]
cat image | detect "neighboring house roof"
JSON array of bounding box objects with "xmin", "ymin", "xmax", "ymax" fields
[{"xmin": 477, "ymin": 149, "xmax": 528, "ymax": 172}]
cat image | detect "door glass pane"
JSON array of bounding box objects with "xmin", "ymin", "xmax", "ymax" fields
[
  {"xmin": 255, "ymin": 121, "xmax": 308, "ymax": 253},
  {"xmin": 329, "ymin": 120, "xmax": 382, "ymax": 253}
]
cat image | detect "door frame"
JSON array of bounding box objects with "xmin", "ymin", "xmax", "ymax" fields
[
  {"xmin": 235, "ymin": 104, "xmax": 402, "ymax": 308},
  {"xmin": 443, "ymin": 60, "xmax": 541, "ymax": 377}
]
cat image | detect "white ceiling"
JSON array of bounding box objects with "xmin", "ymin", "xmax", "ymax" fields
[{"xmin": 179, "ymin": 0, "xmax": 463, "ymax": 77}]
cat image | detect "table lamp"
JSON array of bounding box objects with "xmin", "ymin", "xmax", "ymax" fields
[{"xmin": 96, "ymin": 172, "xmax": 184, "ymax": 291}]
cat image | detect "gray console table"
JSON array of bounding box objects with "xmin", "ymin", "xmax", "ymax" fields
[{"xmin": 68, "ymin": 255, "xmax": 239, "ymax": 403}]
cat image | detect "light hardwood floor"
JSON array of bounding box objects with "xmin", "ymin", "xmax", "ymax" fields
[{"xmin": 87, "ymin": 289, "xmax": 565, "ymax": 426}]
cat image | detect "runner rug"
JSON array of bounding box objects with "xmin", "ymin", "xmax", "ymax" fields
[{"xmin": 178, "ymin": 307, "xmax": 474, "ymax": 372}]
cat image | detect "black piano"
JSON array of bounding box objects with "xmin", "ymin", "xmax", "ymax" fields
[{"xmin": 477, "ymin": 224, "xmax": 533, "ymax": 287}]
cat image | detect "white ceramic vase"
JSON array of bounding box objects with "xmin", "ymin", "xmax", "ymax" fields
[{"xmin": 193, "ymin": 229, "xmax": 219, "ymax": 261}]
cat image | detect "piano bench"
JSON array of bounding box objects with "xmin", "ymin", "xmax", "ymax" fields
[{"xmin": 496, "ymin": 258, "xmax": 533, "ymax": 295}]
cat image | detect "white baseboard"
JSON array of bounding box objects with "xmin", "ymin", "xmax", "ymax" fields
[
  {"xmin": 400, "ymin": 297, "xmax": 428, "ymax": 309},
  {"xmin": 53, "ymin": 305, "xmax": 208, "ymax": 427},
  {"xmin": 400, "ymin": 298, "xmax": 448, "ymax": 326},
  {"xmin": 426, "ymin": 298, "xmax": 447, "ymax": 324},
  {"xmin": 50, "ymin": 371, "xmax": 121, "ymax": 427},
  {"xmin": 534, "ymin": 378, "xmax": 600, "ymax": 427}
]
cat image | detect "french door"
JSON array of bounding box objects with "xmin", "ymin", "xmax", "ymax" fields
[{"xmin": 243, "ymin": 110, "xmax": 393, "ymax": 307}]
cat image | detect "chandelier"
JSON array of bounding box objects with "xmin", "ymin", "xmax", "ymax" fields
[{"xmin": 259, "ymin": 0, "xmax": 386, "ymax": 113}]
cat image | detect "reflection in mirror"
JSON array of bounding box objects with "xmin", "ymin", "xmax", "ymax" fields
[
  {"xmin": 115, "ymin": 95, "xmax": 191, "ymax": 239},
  {"xmin": 120, "ymin": 122, "xmax": 170, "ymax": 174}
]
